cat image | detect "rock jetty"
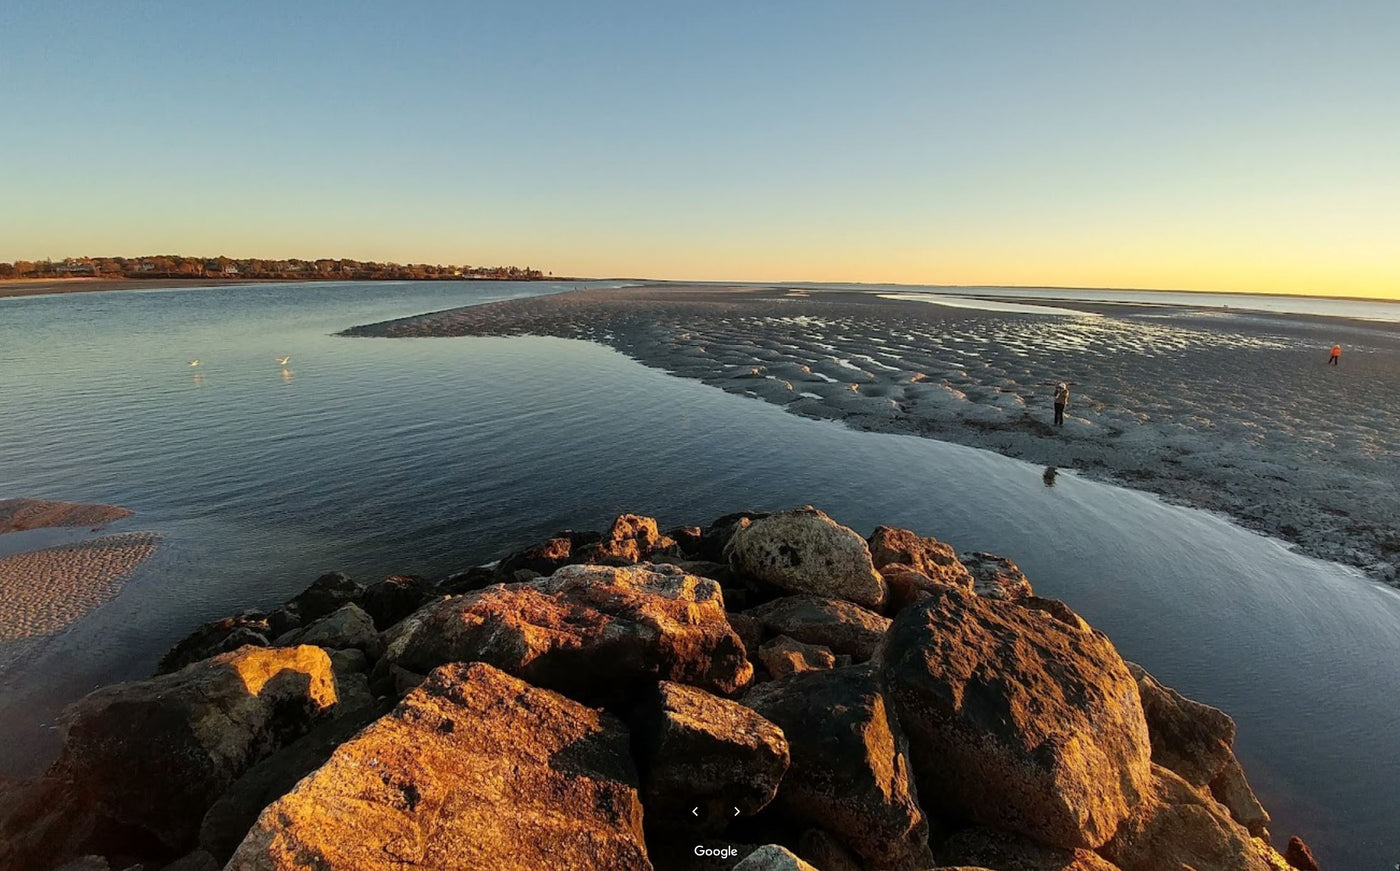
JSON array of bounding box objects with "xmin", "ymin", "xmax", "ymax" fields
[{"xmin": 0, "ymin": 505, "xmax": 1317, "ymax": 871}]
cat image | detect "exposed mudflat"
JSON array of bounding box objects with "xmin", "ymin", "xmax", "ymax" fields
[
  {"xmin": 345, "ymin": 284, "xmax": 1400, "ymax": 583},
  {"xmin": 0, "ymin": 498, "xmax": 133, "ymax": 535}
]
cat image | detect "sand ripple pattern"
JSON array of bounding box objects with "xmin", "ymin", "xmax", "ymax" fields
[
  {"xmin": 0, "ymin": 533, "xmax": 159, "ymax": 643},
  {"xmin": 346, "ymin": 286, "xmax": 1400, "ymax": 582},
  {"xmin": 0, "ymin": 498, "xmax": 133, "ymax": 535}
]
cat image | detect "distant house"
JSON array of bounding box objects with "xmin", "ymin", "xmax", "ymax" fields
[
  {"xmin": 222, "ymin": 264, "xmax": 239, "ymax": 275},
  {"xmin": 56, "ymin": 261, "xmax": 96, "ymax": 276},
  {"xmin": 136, "ymin": 262, "xmax": 157, "ymax": 272}
]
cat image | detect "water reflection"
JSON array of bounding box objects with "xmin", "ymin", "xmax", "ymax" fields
[{"xmin": 279, "ymin": 367, "xmax": 292, "ymax": 383}]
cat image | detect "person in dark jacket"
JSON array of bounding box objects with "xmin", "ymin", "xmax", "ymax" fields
[{"xmin": 1053, "ymin": 382, "xmax": 1069, "ymax": 426}]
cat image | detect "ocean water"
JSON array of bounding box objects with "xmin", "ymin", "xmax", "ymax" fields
[{"xmin": 1, "ymin": 281, "xmax": 1397, "ymax": 869}]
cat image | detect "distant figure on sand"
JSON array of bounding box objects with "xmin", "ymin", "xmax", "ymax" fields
[
  {"xmin": 1053, "ymin": 382, "xmax": 1069, "ymax": 426},
  {"xmin": 1329, "ymin": 344, "xmax": 1341, "ymax": 365}
]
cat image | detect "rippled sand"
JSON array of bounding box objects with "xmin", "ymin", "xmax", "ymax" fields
[
  {"xmin": 347, "ymin": 284, "xmax": 1400, "ymax": 582},
  {"xmin": 0, "ymin": 499, "xmax": 133, "ymax": 535},
  {"xmin": 0, "ymin": 533, "xmax": 159, "ymax": 644}
]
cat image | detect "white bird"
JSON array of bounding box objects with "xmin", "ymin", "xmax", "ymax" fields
[
  {"xmin": 276, "ymin": 356, "xmax": 291, "ymax": 366},
  {"xmin": 188, "ymin": 360, "xmax": 200, "ymax": 367}
]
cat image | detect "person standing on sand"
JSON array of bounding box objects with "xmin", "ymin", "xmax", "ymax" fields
[
  {"xmin": 1329, "ymin": 344, "xmax": 1342, "ymax": 365},
  {"xmin": 1053, "ymin": 382, "xmax": 1069, "ymax": 427}
]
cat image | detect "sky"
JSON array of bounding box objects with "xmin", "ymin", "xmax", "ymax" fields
[{"xmin": 2, "ymin": 1, "xmax": 1397, "ymax": 298}]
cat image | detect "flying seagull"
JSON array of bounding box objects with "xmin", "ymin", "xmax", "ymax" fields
[
  {"xmin": 276, "ymin": 356, "xmax": 291, "ymax": 366},
  {"xmin": 188, "ymin": 360, "xmax": 200, "ymax": 367}
]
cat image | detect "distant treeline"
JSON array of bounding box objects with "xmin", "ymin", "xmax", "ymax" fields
[{"xmin": 0, "ymin": 255, "xmax": 550, "ymax": 281}]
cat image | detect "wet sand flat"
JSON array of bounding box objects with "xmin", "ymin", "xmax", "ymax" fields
[
  {"xmin": 0, "ymin": 278, "xmax": 266, "ymax": 299},
  {"xmin": 0, "ymin": 498, "xmax": 133, "ymax": 535},
  {"xmin": 346, "ymin": 284, "xmax": 1400, "ymax": 582},
  {"xmin": 0, "ymin": 533, "xmax": 159, "ymax": 644}
]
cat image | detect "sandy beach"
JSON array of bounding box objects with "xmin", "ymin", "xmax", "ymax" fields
[{"xmin": 347, "ymin": 284, "xmax": 1400, "ymax": 583}]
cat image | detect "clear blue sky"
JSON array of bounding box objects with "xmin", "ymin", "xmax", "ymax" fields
[{"xmin": 2, "ymin": 1, "xmax": 1397, "ymax": 296}]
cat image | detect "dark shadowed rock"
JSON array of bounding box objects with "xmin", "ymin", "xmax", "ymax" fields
[
  {"xmin": 727, "ymin": 611, "xmax": 764, "ymax": 659},
  {"xmin": 225, "ymin": 662, "xmax": 650, "ymax": 871},
  {"xmin": 160, "ymin": 850, "xmax": 221, "ymax": 871},
  {"xmin": 758, "ymin": 635, "xmax": 836, "ymax": 677},
  {"xmin": 52, "ymin": 646, "xmax": 340, "ymax": 856},
  {"xmin": 434, "ymin": 564, "xmax": 497, "ymax": 596},
  {"xmin": 288, "ymin": 572, "xmax": 363, "ymax": 624},
  {"xmin": 1099, "ymin": 765, "xmax": 1284, "ymax": 871},
  {"xmin": 50, "ymin": 856, "xmax": 111, "ymax": 871},
  {"xmin": 882, "ymin": 586, "xmax": 1150, "ymax": 850},
  {"xmin": 743, "ymin": 664, "xmax": 933, "ymax": 870},
  {"xmin": 386, "ymin": 562, "xmax": 752, "ymax": 703},
  {"xmin": 198, "ymin": 700, "xmax": 387, "ymax": 862},
  {"xmin": 935, "ymin": 826, "xmax": 1123, "ymax": 871},
  {"xmin": 275, "ymin": 603, "xmax": 382, "ymax": 659},
  {"xmin": 797, "ymin": 829, "xmax": 863, "ymax": 871},
  {"xmin": 961, "ymin": 552, "xmax": 1034, "ymax": 600},
  {"xmin": 726, "ymin": 507, "xmax": 885, "ymax": 608},
  {"xmin": 156, "ymin": 612, "xmax": 271, "ymax": 675},
  {"xmin": 745, "ymin": 595, "xmax": 890, "ymax": 661},
  {"xmin": 356, "ymin": 574, "xmax": 436, "ymax": 630},
  {"xmin": 634, "ymin": 681, "xmax": 788, "ymax": 832},
  {"xmin": 1284, "ymin": 836, "xmax": 1319, "ymax": 871},
  {"xmin": 867, "ymin": 526, "xmax": 973, "ymax": 590},
  {"xmin": 668, "ymin": 525, "xmax": 704, "ymax": 557}
]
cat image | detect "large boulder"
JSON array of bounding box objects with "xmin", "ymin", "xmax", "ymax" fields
[
  {"xmin": 743, "ymin": 664, "xmax": 933, "ymax": 870},
  {"xmin": 51, "ymin": 646, "xmax": 340, "ymax": 856},
  {"xmin": 726, "ymin": 507, "xmax": 885, "ymax": 608},
  {"xmin": 867, "ymin": 526, "xmax": 973, "ymax": 591},
  {"xmin": 1099, "ymin": 765, "xmax": 1283, "ymax": 871},
  {"xmin": 882, "ymin": 586, "xmax": 1151, "ymax": 850},
  {"xmin": 961, "ymin": 552, "xmax": 1034, "ymax": 601},
  {"xmin": 275, "ymin": 603, "xmax": 382, "ymax": 659},
  {"xmin": 634, "ymin": 681, "xmax": 789, "ymax": 830},
  {"xmin": 287, "ymin": 572, "xmax": 363, "ymax": 623},
  {"xmin": 744, "ymin": 595, "xmax": 889, "ymax": 661},
  {"xmin": 1127, "ymin": 663, "xmax": 1270, "ymax": 837},
  {"xmin": 497, "ymin": 535, "xmax": 574, "ymax": 577},
  {"xmin": 225, "ymin": 662, "xmax": 651, "ymax": 871},
  {"xmin": 385, "ymin": 562, "xmax": 752, "ymax": 702},
  {"xmin": 698, "ymin": 511, "xmax": 769, "ymax": 562},
  {"xmin": 935, "ymin": 827, "xmax": 1123, "ymax": 871},
  {"xmin": 156, "ymin": 612, "xmax": 272, "ymax": 674}
]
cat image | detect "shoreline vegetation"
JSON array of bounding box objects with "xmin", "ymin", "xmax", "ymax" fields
[
  {"xmin": 0, "ymin": 255, "xmax": 559, "ymax": 299},
  {"xmin": 0, "ymin": 506, "xmax": 1316, "ymax": 871},
  {"xmin": 345, "ymin": 284, "xmax": 1400, "ymax": 586}
]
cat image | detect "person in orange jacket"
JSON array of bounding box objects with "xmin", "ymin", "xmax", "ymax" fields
[{"xmin": 1329, "ymin": 344, "xmax": 1342, "ymax": 366}]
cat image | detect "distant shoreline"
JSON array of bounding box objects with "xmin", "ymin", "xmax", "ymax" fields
[{"xmin": 0, "ymin": 275, "xmax": 569, "ymax": 300}]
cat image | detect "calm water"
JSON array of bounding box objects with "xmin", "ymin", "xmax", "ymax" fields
[{"xmin": 1, "ymin": 282, "xmax": 1397, "ymax": 869}]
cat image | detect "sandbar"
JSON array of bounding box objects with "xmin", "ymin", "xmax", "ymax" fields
[{"xmin": 0, "ymin": 532, "xmax": 159, "ymax": 644}]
